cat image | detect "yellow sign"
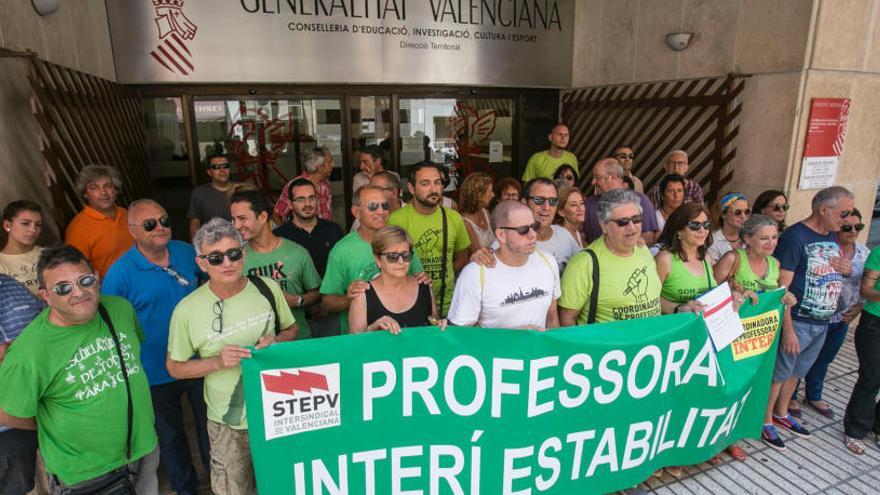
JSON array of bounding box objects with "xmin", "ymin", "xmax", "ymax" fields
[{"xmin": 731, "ymin": 310, "xmax": 780, "ymax": 361}]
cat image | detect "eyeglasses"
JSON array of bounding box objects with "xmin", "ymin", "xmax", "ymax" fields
[
  {"xmin": 209, "ymin": 163, "xmax": 230, "ymax": 170},
  {"xmin": 198, "ymin": 248, "xmax": 244, "ymax": 266},
  {"xmin": 766, "ymin": 203, "xmax": 789, "ymax": 212},
  {"xmin": 130, "ymin": 215, "xmax": 170, "ymax": 232},
  {"xmin": 381, "ymin": 251, "xmax": 413, "ymax": 263},
  {"xmin": 528, "ymin": 196, "xmax": 559, "ymax": 207},
  {"xmin": 365, "ymin": 202, "xmax": 391, "ymax": 212},
  {"xmin": 729, "ymin": 208, "xmax": 751, "ymax": 217},
  {"xmin": 609, "ymin": 215, "xmax": 643, "ymax": 227},
  {"xmin": 687, "ymin": 220, "xmax": 712, "ymax": 231},
  {"xmin": 614, "ymin": 153, "xmax": 635, "ymax": 159},
  {"xmin": 48, "ymin": 273, "xmax": 98, "ymax": 296},
  {"xmin": 837, "ymin": 209, "xmax": 852, "ymax": 219},
  {"xmin": 498, "ymin": 221, "xmax": 541, "ymax": 235},
  {"xmin": 292, "ymin": 195, "xmax": 318, "ymax": 204},
  {"xmin": 163, "ymin": 266, "xmax": 191, "ymax": 286},
  {"xmin": 212, "ymin": 300, "xmax": 223, "ymax": 334},
  {"xmin": 840, "ymin": 223, "xmax": 865, "ymax": 233}
]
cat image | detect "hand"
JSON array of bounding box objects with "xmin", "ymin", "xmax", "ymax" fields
[
  {"xmin": 413, "ymin": 272, "xmax": 433, "ymax": 286},
  {"xmin": 743, "ymin": 290, "xmax": 759, "ymax": 306},
  {"xmin": 781, "ymin": 329, "xmax": 800, "ymax": 355},
  {"xmin": 429, "ymin": 317, "xmax": 448, "ymax": 332},
  {"xmin": 368, "ymin": 316, "xmax": 402, "ymax": 335},
  {"xmin": 830, "ymin": 256, "xmax": 853, "ymax": 277},
  {"xmin": 679, "ymin": 300, "xmax": 706, "ymax": 314},
  {"xmin": 0, "ymin": 342, "xmax": 9, "ymax": 363},
  {"xmin": 781, "ymin": 291, "xmax": 798, "ymax": 307},
  {"xmin": 346, "ymin": 280, "xmax": 370, "ymax": 299},
  {"xmin": 216, "ymin": 345, "xmax": 251, "ymax": 370},
  {"xmin": 470, "ymin": 247, "xmax": 496, "ymax": 268},
  {"xmin": 255, "ymin": 334, "xmax": 275, "ymax": 349},
  {"xmin": 516, "ymin": 324, "xmax": 543, "ymax": 331},
  {"xmin": 843, "ymin": 304, "xmax": 863, "ymax": 323}
]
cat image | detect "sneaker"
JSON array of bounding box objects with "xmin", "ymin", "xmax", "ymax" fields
[
  {"xmin": 762, "ymin": 424, "xmax": 786, "ymax": 451},
  {"xmin": 774, "ymin": 413, "xmax": 812, "ymax": 439}
]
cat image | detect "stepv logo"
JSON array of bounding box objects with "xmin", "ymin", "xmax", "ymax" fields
[{"xmin": 260, "ymin": 364, "xmax": 341, "ymax": 441}]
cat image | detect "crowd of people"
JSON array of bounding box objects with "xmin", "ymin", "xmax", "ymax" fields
[{"xmin": 0, "ymin": 122, "xmax": 879, "ymax": 495}]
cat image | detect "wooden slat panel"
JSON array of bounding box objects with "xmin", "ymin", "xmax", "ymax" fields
[{"xmin": 563, "ymin": 74, "xmax": 744, "ymax": 205}]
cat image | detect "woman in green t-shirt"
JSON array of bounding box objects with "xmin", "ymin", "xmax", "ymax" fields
[
  {"xmin": 713, "ymin": 214, "xmax": 781, "ymax": 294},
  {"xmin": 655, "ymin": 203, "xmax": 716, "ymax": 315}
]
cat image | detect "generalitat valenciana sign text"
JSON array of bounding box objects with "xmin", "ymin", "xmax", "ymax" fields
[
  {"xmin": 242, "ymin": 290, "xmax": 784, "ymax": 494},
  {"xmin": 107, "ymin": 0, "xmax": 575, "ymax": 87}
]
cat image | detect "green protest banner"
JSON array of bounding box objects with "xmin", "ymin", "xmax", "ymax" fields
[{"xmin": 242, "ymin": 289, "xmax": 783, "ymax": 494}]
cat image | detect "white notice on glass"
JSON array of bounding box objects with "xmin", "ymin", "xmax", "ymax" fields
[
  {"xmin": 697, "ymin": 283, "xmax": 744, "ymax": 352},
  {"xmin": 489, "ymin": 141, "xmax": 503, "ymax": 163}
]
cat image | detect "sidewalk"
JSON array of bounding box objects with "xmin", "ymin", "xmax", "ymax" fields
[{"xmin": 644, "ymin": 329, "xmax": 878, "ymax": 494}]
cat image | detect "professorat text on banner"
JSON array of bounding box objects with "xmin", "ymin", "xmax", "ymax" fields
[{"xmin": 242, "ymin": 290, "xmax": 784, "ymax": 494}]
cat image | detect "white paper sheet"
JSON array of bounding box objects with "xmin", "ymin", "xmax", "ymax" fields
[{"xmin": 697, "ymin": 283, "xmax": 745, "ymax": 352}]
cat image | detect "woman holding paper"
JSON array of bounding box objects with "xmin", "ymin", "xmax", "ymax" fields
[
  {"xmin": 655, "ymin": 203, "xmax": 716, "ymax": 315},
  {"xmin": 713, "ymin": 214, "xmax": 782, "ymax": 294}
]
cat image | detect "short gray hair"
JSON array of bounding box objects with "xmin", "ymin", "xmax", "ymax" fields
[
  {"xmin": 811, "ymin": 186, "xmax": 854, "ymax": 212},
  {"xmin": 665, "ymin": 149, "xmax": 688, "ymax": 164},
  {"xmin": 75, "ymin": 165, "xmax": 123, "ymax": 196},
  {"xmin": 741, "ymin": 214, "xmax": 778, "ymax": 240},
  {"xmin": 597, "ymin": 188, "xmax": 642, "ymax": 223},
  {"xmin": 192, "ymin": 218, "xmax": 242, "ymax": 255},
  {"xmin": 302, "ymin": 147, "xmax": 328, "ymax": 173},
  {"xmin": 491, "ymin": 199, "xmax": 531, "ymax": 231}
]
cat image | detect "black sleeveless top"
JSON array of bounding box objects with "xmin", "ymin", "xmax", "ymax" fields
[{"xmin": 366, "ymin": 281, "xmax": 433, "ymax": 328}]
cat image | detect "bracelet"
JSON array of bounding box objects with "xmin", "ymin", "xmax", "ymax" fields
[{"xmin": 674, "ymin": 304, "xmax": 681, "ymax": 314}]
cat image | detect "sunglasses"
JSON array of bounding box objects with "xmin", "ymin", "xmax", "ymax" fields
[
  {"xmin": 130, "ymin": 215, "xmax": 170, "ymax": 232},
  {"xmin": 198, "ymin": 247, "xmax": 244, "ymax": 266},
  {"xmin": 381, "ymin": 251, "xmax": 413, "ymax": 263},
  {"xmin": 499, "ymin": 221, "xmax": 541, "ymax": 236},
  {"xmin": 728, "ymin": 208, "xmax": 751, "ymax": 217},
  {"xmin": 529, "ymin": 196, "xmax": 559, "ymax": 207},
  {"xmin": 615, "ymin": 153, "xmax": 635, "ymax": 159},
  {"xmin": 212, "ymin": 299, "xmax": 224, "ymax": 334},
  {"xmin": 209, "ymin": 163, "xmax": 230, "ymax": 170},
  {"xmin": 48, "ymin": 273, "xmax": 98, "ymax": 296},
  {"xmin": 687, "ymin": 220, "xmax": 712, "ymax": 231},
  {"xmin": 766, "ymin": 203, "xmax": 789, "ymax": 212},
  {"xmin": 365, "ymin": 202, "xmax": 391, "ymax": 212},
  {"xmin": 561, "ymin": 174, "xmax": 575, "ymax": 181},
  {"xmin": 840, "ymin": 223, "xmax": 865, "ymax": 233},
  {"xmin": 163, "ymin": 266, "xmax": 191, "ymax": 286},
  {"xmin": 609, "ymin": 215, "xmax": 643, "ymax": 227}
]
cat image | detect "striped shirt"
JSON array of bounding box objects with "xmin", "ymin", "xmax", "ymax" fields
[
  {"xmin": 648, "ymin": 178, "xmax": 705, "ymax": 209},
  {"xmin": 0, "ymin": 273, "xmax": 43, "ymax": 432}
]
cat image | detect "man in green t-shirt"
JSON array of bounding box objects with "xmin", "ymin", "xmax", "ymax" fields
[
  {"xmin": 167, "ymin": 218, "xmax": 296, "ymax": 495},
  {"xmin": 320, "ymin": 185, "xmax": 428, "ymax": 333},
  {"xmin": 521, "ymin": 123, "xmax": 580, "ymax": 183},
  {"xmin": 0, "ymin": 246, "xmax": 159, "ymax": 492},
  {"xmin": 559, "ymin": 189, "xmax": 662, "ymax": 325},
  {"xmin": 230, "ymin": 190, "xmax": 321, "ymax": 339},
  {"xmin": 389, "ymin": 162, "xmax": 471, "ymax": 315}
]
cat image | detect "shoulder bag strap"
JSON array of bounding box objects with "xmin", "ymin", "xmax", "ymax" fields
[
  {"xmin": 98, "ymin": 303, "xmax": 133, "ymax": 462},
  {"xmin": 247, "ymin": 275, "xmax": 281, "ymax": 335},
  {"xmin": 439, "ymin": 206, "xmax": 449, "ymax": 317},
  {"xmin": 585, "ymin": 249, "xmax": 599, "ymax": 325},
  {"xmin": 703, "ymin": 257, "xmax": 713, "ymax": 289}
]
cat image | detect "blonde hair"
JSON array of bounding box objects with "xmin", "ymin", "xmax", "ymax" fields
[
  {"xmin": 458, "ymin": 173, "xmax": 493, "ymax": 214},
  {"xmin": 371, "ymin": 226, "xmax": 413, "ymax": 257},
  {"xmin": 554, "ymin": 186, "xmax": 584, "ymax": 225}
]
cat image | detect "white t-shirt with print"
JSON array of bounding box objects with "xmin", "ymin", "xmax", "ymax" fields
[
  {"xmin": 538, "ymin": 225, "xmax": 581, "ymax": 273},
  {"xmin": 448, "ymin": 249, "xmax": 561, "ymax": 329}
]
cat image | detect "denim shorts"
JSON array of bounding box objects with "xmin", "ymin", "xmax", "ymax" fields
[{"xmin": 773, "ymin": 319, "xmax": 828, "ymax": 382}]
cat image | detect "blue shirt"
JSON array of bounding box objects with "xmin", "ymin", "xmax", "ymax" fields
[
  {"xmin": 774, "ymin": 222, "xmax": 844, "ymax": 323},
  {"xmin": 0, "ymin": 273, "xmax": 44, "ymax": 432},
  {"xmin": 102, "ymin": 241, "xmax": 202, "ymax": 385}
]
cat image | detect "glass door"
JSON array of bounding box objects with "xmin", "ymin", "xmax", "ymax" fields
[{"xmin": 192, "ymin": 96, "xmax": 346, "ymax": 226}]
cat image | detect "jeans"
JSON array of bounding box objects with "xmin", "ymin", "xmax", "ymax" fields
[
  {"xmin": 844, "ymin": 311, "xmax": 880, "ymax": 439},
  {"xmin": 792, "ymin": 320, "xmax": 849, "ymax": 402},
  {"xmin": 151, "ymin": 379, "xmax": 211, "ymax": 495}
]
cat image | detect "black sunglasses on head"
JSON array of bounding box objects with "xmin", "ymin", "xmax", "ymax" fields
[
  {"xmin": 498, "ymin": 221, "xmax": 541, "ymax": 236},
  {"xmin": 130, "ymin": 215, "xmax": 170, "ymax": 232},
  {"xmin": 199, "ymin": 248, "xmax": 244, "ymax": 266},
  {"xmin": 840, "ymin": 223, "xmax": 865, "ymax": 233}
]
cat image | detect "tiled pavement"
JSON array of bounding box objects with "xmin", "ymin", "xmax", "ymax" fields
[{"xmin": 644, "ymin": 329, "xmax": 879, "ymax": 495}]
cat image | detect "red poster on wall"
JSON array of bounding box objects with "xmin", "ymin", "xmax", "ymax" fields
[{"xmin": 799, "ymin": 98, "xmax": 850, "ymax": 189}]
